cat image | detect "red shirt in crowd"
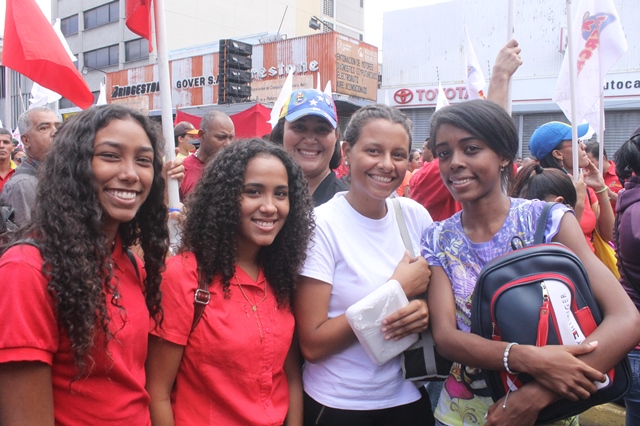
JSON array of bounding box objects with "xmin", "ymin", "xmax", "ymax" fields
[
  {"xmin": 152, "ymin": 253, "xmax": 295, "ymax": 426},
  {"xmin": 0, "ymin": 239, "xmax": 151, "ymax": 425},
  {"xmin": 180, "ymin": 154, "xmax": 206, "ymax": 201},
  {"xmin": 409, "ymin": 159, "xmax": 461, "ymax": 222}
]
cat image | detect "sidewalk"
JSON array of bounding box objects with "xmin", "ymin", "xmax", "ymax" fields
[{"xmin": 579, "ymin": 403, "xmax": 625, "ymax": 426}]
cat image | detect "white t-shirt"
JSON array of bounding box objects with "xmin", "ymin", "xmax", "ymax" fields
[{"xmin": 300, "ymin": 192, "xmax": 433, "ymax": 410}]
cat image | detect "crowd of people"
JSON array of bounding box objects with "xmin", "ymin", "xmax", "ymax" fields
[{"xmin": 0, "ymin": 38, "xmax": 639, "ymax": 426}]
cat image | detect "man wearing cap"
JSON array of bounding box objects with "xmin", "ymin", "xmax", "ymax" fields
[
  {"xmin": 529, "ymin": 121, "xmax": 615, "ymax": 249},
  {"xmin": 180, "ymin": 111, "xmax": 235, "ymax": 200},
  {"xmin": 174, "ymin": 121, "xmax": 199, "ymax": 160}
]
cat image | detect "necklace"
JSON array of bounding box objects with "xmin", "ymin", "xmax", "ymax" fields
[{"xmin": 235, "ymin": 275, "xmax": 268, "ymax": 343}]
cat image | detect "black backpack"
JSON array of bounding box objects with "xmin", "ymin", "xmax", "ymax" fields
[{"xmin": 470, "ymin": 202, "xmax": 631, "ymax": 424}]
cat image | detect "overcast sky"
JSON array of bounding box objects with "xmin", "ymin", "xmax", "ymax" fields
[
  {"xmin": 363, "ymin": 0, "xmax": 450, "ymax": 48},
  {"xmin": 1, "ymin": 0, "xmax": 449, "ymax": 55}
]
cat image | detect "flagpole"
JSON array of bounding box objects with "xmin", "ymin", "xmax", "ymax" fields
[
  {"xmin": 598, "ymin": 91, "xmax": 605, "ymax": 175},
  {"xmin": 3, "ymin": 69, "xmax": 11, "ymax": 130},
  {"xmin": 153, "ymin": 0, "xmax": 181, "ymax": 247},
  {"xmin": 505, "ymin": 0, "xmax": 515, "ymax": 115},
  {"xmin": 565, "ymin": 0, "xmax": 580, "ymax": 180}
]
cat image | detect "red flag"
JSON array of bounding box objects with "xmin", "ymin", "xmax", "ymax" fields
[
  {"xmin": 2, "ymin": 0, "xmax": 93, "ymax": 109},
  {"xmin": 126, "ymin": 0, "xmax": 154, "ymax": 53}
]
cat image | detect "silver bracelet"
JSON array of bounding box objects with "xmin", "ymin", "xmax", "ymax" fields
[{"xmin": 503, "ymin": 342, "xmax": 519, "ymax": 374}]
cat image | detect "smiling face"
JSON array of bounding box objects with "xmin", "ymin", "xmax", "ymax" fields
[
  {"xmin": 92, "ymin": 118, "xmax": 154, "ymax": 239},
  {"xmin": 236, "ymin": 155, "xmax": 290, "ymax": 260},
  {"xmin": 283, "ymin": 115, "xmax": 338, "ymax": 183},
  {"xmin": 433, "ymin": 123, "xmax": 508, "ymax": 205},
  {"xmin": 343, "ymin": 118, "xmax": 410, "ymax": 218}
]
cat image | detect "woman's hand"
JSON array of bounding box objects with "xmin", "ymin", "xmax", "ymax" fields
[
  {"xmin": 582, "ymin": 160, "xmax": 606, "ymax": 191},
  {"xmin": 382, "ymin": 298, "xmax": 429, "ymax": 340},
  {"xmin": 510, "ymin": 342, "xmax": 606, "ymax": 401},
  {"xmin": 390, "ymin": 251, "xmax": 431, "ymax": 298},
  {"xmin": 485, "ymin": 382, "xmax": 547, "ymax": 426}
]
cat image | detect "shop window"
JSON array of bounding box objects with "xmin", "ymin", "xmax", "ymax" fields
[
  {"xmin": 125, "ymin": 39, "xmax": 149, "ymax": 62},
  {"xmin": 84, "ymin": 1, "xmax": 119, "ymax": 30},
  {"xmin": 61, "ymin": 15, "xmax": 78, "ymax": 36},
  {"xmin": 84, "ymin": 45, "xmax": 119, "ymax": 69}
]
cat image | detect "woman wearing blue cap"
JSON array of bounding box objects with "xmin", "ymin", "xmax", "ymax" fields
[
  {"xmin": 528, "ymin": 122, "xmax": 614, "ymax": 251},
  {"xmin": 270, "ymin": 89, "xmax": 348, "ymax": 206}
]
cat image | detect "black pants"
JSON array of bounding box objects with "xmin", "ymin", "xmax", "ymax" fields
[{"xmin": 303, "ymin": 388, "xmax": 435, "ymax": 426}]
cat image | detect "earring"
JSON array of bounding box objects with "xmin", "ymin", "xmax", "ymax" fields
[
  {"xmin": 500, "ymin": 165, "xmax": 505, "ymax": 172},
  {"xmin": 344, "ymin": 160, "xmax": 349, "ymax": 166}
]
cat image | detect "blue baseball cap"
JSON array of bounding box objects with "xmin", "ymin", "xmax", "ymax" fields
[
  {"xmin": 529, "ymin": 122, "xmax": 590, "ymax": 160},
  {"xmin": 279, "ymin": 89, "xmax": 338, "ymax": 129}
]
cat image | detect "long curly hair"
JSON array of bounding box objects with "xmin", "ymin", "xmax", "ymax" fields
[
  {"xmin": 180, "ymin": 138, "xmax": 314, "ymax": 306},
  {"xmin": 6, "ymin": 105, "xmax": 169, "ymax": 375}
]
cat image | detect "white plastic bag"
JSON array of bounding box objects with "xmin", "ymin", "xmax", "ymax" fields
[{"xmin": 345, "ymin": 280, "xmax": 419, "ymax": 365}]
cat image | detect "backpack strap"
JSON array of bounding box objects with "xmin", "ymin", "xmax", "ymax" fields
[
  {"xmin": 191, "ymin": 270, "xmax": 210, "ymax": 332},
  {"xmin": 391, "ymin": 198, "xmax": 415, "ymax": 256},
  {"xmin": 124, "ymin": 248, "xmax": 140, "ymax": 280},
  {"xmin": 533, "ymin": 202, "xmax": 555, "ymax": 245}
]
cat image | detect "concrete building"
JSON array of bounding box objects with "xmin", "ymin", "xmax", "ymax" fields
[
  {"xmin": 379, "ymin": 0, "xmax": 639, "ymax": 156},
  {"xmin": 0, "ymin": 0, "xmax": 364, "ymax": 127},
  {"xmin": 53, "ymin": 0, "xmax": 363, "ymax": 105}
]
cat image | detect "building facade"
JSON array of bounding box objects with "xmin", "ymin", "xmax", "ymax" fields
[
  {"xmin": 53, "ymin": 0, "xmax": 363, "ymax": 108},
  {"xmin": 379, "ymin": 0, "xmax": 640, "ymax": 156}
]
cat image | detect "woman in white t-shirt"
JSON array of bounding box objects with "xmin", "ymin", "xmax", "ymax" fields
[{"xmin": 295, "ymin": 104, "xmax": 435, "ymax": 425}]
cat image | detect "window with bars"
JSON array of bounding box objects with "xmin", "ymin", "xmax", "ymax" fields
[{"xmin": 323, "ymin": 0, "xmax": 334, "ymax": 17}]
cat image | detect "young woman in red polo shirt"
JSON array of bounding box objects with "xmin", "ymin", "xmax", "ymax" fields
[
  {"xmin": 146, "ymin": 138, "xmax": 314, "ymax": 426},
  {"xmin": 0, "ymin": 105, "xmax": 169, "ymax": 425}
]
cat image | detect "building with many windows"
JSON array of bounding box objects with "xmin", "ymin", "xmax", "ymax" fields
[
  {"xmin": 1, "ymin": 0, "xmax": 364, "ymax": 127},
  {"xmin": 56, "ymin": 0, "xmax": 363, "ymax": 109}
]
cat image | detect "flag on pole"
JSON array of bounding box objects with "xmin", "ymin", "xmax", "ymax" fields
[
  {"xmin": 269, "ymin": 70, "xmax": 294, "ymax": 128},
  {"xmin": 2, "ymin": 0, "xmax": 94, "ymax": 109},
  {"xmin": 436, "ymin": 81, "xmax": 450, "ymax": 111},
  {"xmin": 29, "ymin": 19, "xmax": 78, "ymax": 109},
  {"xmin": 464, "ymin": 26, "xmax": 487, "ymax": 100},
  {"xmin": 552, "ymin": 0, "xmax": 627, "ymax": 135},
  {"xmin": 126, "ymin": 0, "xmax": 154, "ymax": 52},
  {"xmin": 96, "ymin": 83, "xmax": 108, "ymax": 105}
]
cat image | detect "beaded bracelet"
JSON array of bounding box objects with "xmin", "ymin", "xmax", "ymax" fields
[
  {"xmin": 503, "ymin": 342, "xmax": 519, "ymax": 374},
  {"xmin": 594, "ymin": 186, "xmax": 608, "ymax": 194}
]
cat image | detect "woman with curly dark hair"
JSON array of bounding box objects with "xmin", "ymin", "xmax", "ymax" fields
[
  {"xmin": 0, "ymin": 104, "xmax": 169, "ymax": 425},
  {"xmin": 146, "ymin": 138, "xmax": 314, "ymax": 426}
]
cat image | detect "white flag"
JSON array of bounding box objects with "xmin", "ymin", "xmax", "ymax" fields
[
  {"xmin": 269, "ymin": 69, "xmax": 294, "ymax": 128},
  {"xmin": 436, "ymin": 81, "xmax": 450, "ymax": 111},
  {"xmin": 97, "ymin": 82, "xmax": 108, "ymax": 105},
  {"xmin": 464, "ymin": 27, "xmax": 486, "ymax": 100},
  {"xmin": 552, "ymin": 0, "xmax": 627, "ymax": 135}
]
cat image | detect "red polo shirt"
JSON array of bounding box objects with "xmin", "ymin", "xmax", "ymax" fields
[
  {"xmin": 0, "ymin": 239, "xmax": 151, "ymax": 425},
  {"xmin": 152, "ymin": 253, "xmax": 294, "ymax": 426},
  {"xmin": 604, "ymin": 160, "xmax": 623, "ymax": 211}
]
